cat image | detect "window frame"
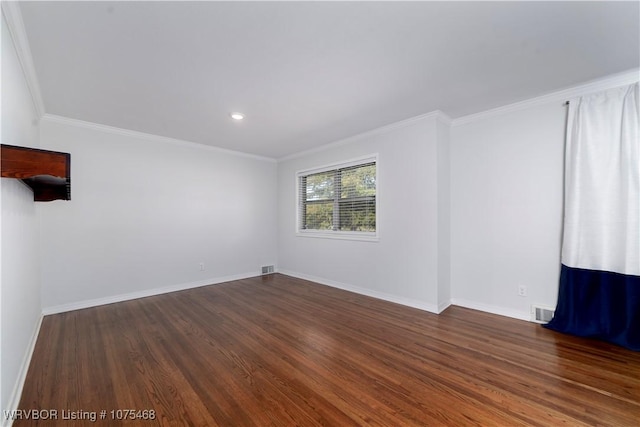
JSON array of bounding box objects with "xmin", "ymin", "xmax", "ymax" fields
[{"xmin": 296, "ymin": 155, "xmax": 379, "ymax": 242}]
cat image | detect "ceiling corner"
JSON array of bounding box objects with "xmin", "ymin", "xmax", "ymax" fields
[{"xmin": 2, "ymin": 1, "xmax": 46, "ymax": 119}]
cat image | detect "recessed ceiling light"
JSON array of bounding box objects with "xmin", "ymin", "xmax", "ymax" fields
[{"xmin": 230, "ymin": 112, "xmax": 244, "ymax": 120}]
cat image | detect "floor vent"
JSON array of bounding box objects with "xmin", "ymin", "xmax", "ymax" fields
[
  {"xmin": 261, "ymin": 265, "xmax": 275, "ymax": 275},
  {"xmin": 531, "ymin": 305, "xmax": 555, "ymax": 324}
]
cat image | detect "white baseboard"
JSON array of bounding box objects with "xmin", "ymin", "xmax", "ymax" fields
[
  {"xmin": 278, "ymin": 270, "xmax": 530, "ymax": 322},
  {"xmin": 438, "ymin": 300, "xmax": 452, "ymax": 314},
  {"xmin": 2, "ymin": 313, "xmax": 43, "ymax": 427},
  {"xmin": 450, "ymin": 298, "xmax": 530, "ymax": 322},
  {"xmin": 279, "ymin": 269, "xmax": 442, "ymax": 314},
  {"xmin": 42, "ymin": 272, "xmax": 260, "ymax": 315}
]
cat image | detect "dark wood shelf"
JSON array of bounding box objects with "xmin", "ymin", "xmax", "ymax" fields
[{"xmin": 1, "ymin": 144, "xmax": 70, "ymax": 201}]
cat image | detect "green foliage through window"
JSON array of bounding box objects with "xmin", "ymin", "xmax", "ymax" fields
[{"xmin": 299, "ymin": 161, "xmax": 376, "ymax": 233}]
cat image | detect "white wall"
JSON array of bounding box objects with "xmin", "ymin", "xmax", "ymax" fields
[
  {"xmin": 448, "ymin": 73, "xmax": 638, "ymax": 320},
  {"xmin": 436, "ymin": 119, "xmax": 451, "ymax": 309},
  {"xmin": 1, "ymin": 11, "xmax": 43, "ymax": 416},
  {"xmin": 450, "ymin": 103, "xmax": 567, "ymax": 319},
  {"xmin": 278, "ymin": 113, "xmax": 451, "ymax": 313},
  {"xmin": 278, "ymin": 71, "xmax": 638, "ymax": 321},
  {"xmin": 38, "ymin": 118, "xmax": 278, "ymax": 312}
]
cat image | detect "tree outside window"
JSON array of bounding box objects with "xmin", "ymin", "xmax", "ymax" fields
[{"xmin": 299, "ymin": 160, "xmax": 376, "ymax": 234}]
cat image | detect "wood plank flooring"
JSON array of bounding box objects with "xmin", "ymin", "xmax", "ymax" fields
[{"xmin": 15, "ymin": 274, "xmax": 640, "ymax": 426}]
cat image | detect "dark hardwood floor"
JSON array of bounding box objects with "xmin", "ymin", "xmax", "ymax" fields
[{"xmin": 15, "ymin": 274, "xmax": 640, "ymax": 426}]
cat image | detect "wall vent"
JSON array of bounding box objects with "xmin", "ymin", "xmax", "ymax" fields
[
  {"xmin": 261, "ymin": 265, "xmax": 274, "ymax": 275},
  {"xmin": 531, "ymin": 305, "xmax": 555, "ymax": 324}
]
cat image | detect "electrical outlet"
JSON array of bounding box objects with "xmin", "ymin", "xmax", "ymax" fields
[
  {"xmin": 199, "ymin": 262, "xmax": 205, "ymax": 271},
  {"xmin": 518, "ymin": 285, "xmax": 527, "ymax": 297}
]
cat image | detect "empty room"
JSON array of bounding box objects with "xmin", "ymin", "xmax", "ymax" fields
[{"xmin": 2, "ymin": 1, "xmax": 639, "ymax": 426}]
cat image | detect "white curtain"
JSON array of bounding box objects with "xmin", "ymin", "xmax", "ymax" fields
[{"xmin": 562, "ymin": 82, "xmax": 639, "ymax": 276}]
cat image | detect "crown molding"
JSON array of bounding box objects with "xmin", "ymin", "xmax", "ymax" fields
[
  {"xmin": 452, "ymin": 69, "xmax": 640, "ymax": 127},
  {"xmin": 1, "ymin": 1, "xmax": 46, "ymax": 118},
  {"xmin": 41, "ymin": 114, "xmax": 277, "ymax": 163},
  {"xmin": 279, "ymin": 110, "xmax": 452, "ymax": 162}
]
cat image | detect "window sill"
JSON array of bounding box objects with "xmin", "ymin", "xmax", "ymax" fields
[{"xmin": 296, "ymin": 231, "xmax": 379, "ymax": 242}]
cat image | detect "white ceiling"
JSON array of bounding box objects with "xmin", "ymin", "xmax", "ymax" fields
[{"xmin": 17, "ymin": 1, "xmax": 640, "ymax": 159}]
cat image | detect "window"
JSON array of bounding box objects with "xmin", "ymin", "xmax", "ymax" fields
[{"xmin": 297, "ymin": 156, "xmax": 377, "ymax": 240}]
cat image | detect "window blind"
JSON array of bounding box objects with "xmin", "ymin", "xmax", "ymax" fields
[{"xmin": 298, "ymin": 160, "xmax": 376, "ymax": 234}]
